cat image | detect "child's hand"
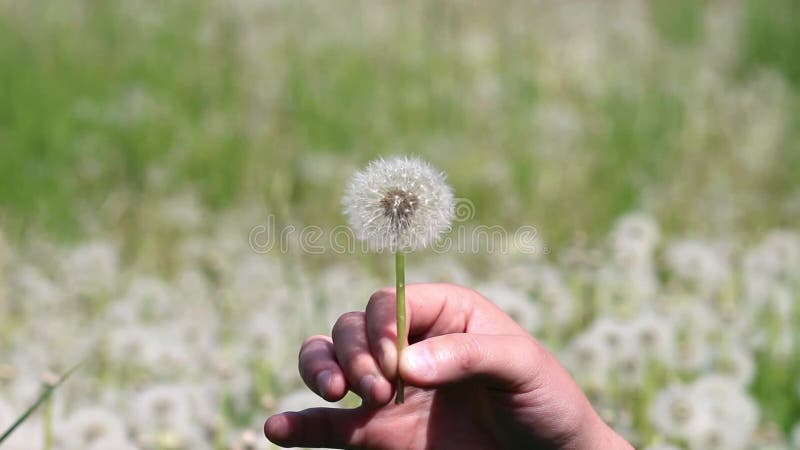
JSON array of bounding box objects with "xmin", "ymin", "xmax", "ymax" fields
[{"xmin": 265, "ymin": 283, "xmax": 632, "ymax": 449}]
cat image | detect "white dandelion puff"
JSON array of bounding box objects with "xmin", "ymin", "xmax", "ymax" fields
[
  {"xmin": 342, "ymin": 156, "xmax": 455, "ymax": 252},
  {"xmin": 58, "ymin": 407, "xmax": 127, "ymax": 449},
  {"xmin": 714, "ymin": 347, "xmax": 756, "ymax": 387},
  {"xmin": 650, "ymin": 383, "xmax": 708, "ymax": 439},
  {"xmin": 563, "ymin": 334, "xmax": 611, "ymax": 389},
  {"xmin": 477, "ymin": 282, "xmax": 541, "ymax": 333},
  {"xmin": 631, "ymin": 312, "xmax": 676, "ymax": 366},
  {"xmin": 60, "ymin": 239, "xmax": 119, "ymax": 298},
  {"xmin": 692, "ymin": 375, "xmax": 759, "ymax": 438},
  {"xmin": 665, "ymin": 239, "xmax": 730, "ymax": 291},
  {"xmin": 686, "ymin": 417, "xmax": 740, "ymax": 450},
  {"xmin": 586, "ymin": 316, "xmax": 630, "ymax": 355},
  {"xmin": 610, "ymin": 212, "xmax": 660, "ymax": 270},
  {"xmin": 131, "ymin": 384, "xmax": 194, "ymax": 432}
]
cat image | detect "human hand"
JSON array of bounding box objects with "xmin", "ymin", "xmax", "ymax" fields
[{"xmin": 264, "ymin": 283, "xmax": 632, "ymax": 449}]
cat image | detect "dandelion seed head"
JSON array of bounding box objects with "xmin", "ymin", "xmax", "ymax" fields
[
  {"xmin": 379, "ymin": 188, "xmax": 420, "ymax": 225},
  {"xmin": 342, "ymin": 156, "xmax": 455, "ymax": 251},
  {"xmin": 477, "ymin": 282, "xmax": 541, "ymax": 333},
  {"xmin": 665, "ymin": 239, "xmax": 730, "ymax": 289},
  {"xmin": 692, "ymin": 375, "xmax": 759, "ymax": 435},
  {"xmin": 715, "ymin": 347, "xmax": 756, "ymax": 387},
  {"xmin": 651, "ymin": 384, "xmax": 707, "ymax": 438},
  {"xmin": 612, "ymin": 212, "xmax": 660, "ymax": 252},
  {"xmin": 131, "ymin": 384, "xmax": 193, "ymax": 432},
  {"xmin": 631, "ymin": 312, "xmax": 676, "ymax": 365},
  {"xmin": 564, "ymin": 334, "xmax": 610, "ymax": 389},
  {"xmin": 59, "ymin": 407, "xmax": 127, "ymax": 448},
  {"xmin": 687, "ymin": 419, "xmax": 733, "ymax": 450}
]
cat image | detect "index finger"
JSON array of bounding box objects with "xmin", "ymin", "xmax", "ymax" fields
[{"xmin": 365, "ymin": 283, "xmax": 526, "ymax": 379}]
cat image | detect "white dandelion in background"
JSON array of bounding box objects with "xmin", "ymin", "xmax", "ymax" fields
[
  {"xmin": 665, "ymin": 239, "xmax": 730, "ymax": 292},
  {"xmin": 58, "ymin": 407, "xmax": 127, "ymax": 449},
  {"xmin": 563, "ymin": 334, "xmax": 611, "ymax": 389},
  {"xmin": 477, "ymin": 282, "xmax": 541, "ymax": 333},
  {"xmin": 610, "ymin": 212, "xmax": 660, "ymax": 270},
  {"xmin": 650, "ymin": 383, "xmax": 707, "ymax": 439},
  {"xmin": 342, "ymin": 155, "xmax": 455, "ymax": 403},
  {"xmin": 60, "ymin": 240, "xmax": 118, "ymax": 299}
]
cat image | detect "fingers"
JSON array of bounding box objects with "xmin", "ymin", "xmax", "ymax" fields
[
  {"xmin": 366, "ymin": 283, "xmax": 526, "ymax": 380},
  {"xmin": 366, "ymin": 283, "xmax": 473, "ymax": 382},
  {"xmin": 299, "ymin": 283, "xmax": 533, "ymax": 405},
  {"xmin": 264, "ymin": 407, "xmax": 364, "ymax": 449},
  {"xmin": 331, "ymin": 312, "xmax": 394, "ymax": 405},
  {"xmin": 398, "ymin": 333, "xmax": 546, "ymax": 391},
  {"xmin": 298, "ymin": 336, "xmax": 348, "ymax": 402},
  {"xmin": 365, "ymin": 293, "xmax": 401, "ymax": 379}
]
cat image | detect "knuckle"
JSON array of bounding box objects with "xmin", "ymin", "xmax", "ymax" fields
[
  {"xmin": 462, "ymin": 285, "xmax": 492, "ymax": 307},
  {"xmin": 332, "ymin": 311, "xmax": 362, "ymax": 335},
  {"xmin": 367, "ymin": 288, "xmax": 393, "ymax": 308},
  {"xmin": 522, "ymin": 336, "xmax": 547, "ymax": 370},
  {"xmin": 301, "ymin": 334, "xmax": 329, "ymax": 350},
  {"xmin": 345, "ymin": 351, "xmax": 371, "ymax": 370},
  {"xmin": 299, "ymin": 335, "xmax": 330, "ymax": 359},
  {"xmin": 453, "ymin": 335, "xmax": 484, "ymax": 371},
  {"xmin": 365, "ymin": 294, "xmax": 397, "ymax": 336}
]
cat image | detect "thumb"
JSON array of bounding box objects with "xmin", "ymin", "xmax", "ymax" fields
[
  {"xmin": 264, "ymin": 407, "xmax": 364, "ymax": 449},
  {"xmin": 398, "ymin": 333, "xmax": 544, "ymax": 390}
]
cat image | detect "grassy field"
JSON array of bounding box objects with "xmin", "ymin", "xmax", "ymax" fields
[
  {"xmin": 1, "ymin": 0, "xmax": 798, "ymax": 245},
  {"xmin": 1, "ymin": 1, "xmax": 800, "ymax": 449}
]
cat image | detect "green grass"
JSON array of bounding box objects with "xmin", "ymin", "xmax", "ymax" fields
[
  {"xmin": 741, "ymin": 0, "xmax": 800, "ymax": 87},
  {"xmin": 652, "ymin": 0, "xmax": 706, "ymax": 45},
  {"xmin": 0, "ymin": 0, "xmax": 799, "ymax": 249}
]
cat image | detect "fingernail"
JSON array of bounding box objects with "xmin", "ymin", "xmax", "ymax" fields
[
  {"xmin": 316, "ymin": 370, "xmax": 332, "ymax": 394},
  {"xmin": 403, "ymin": 346, "xmax": 436, "ymax": 378},
  {"xmin": 360, "ymin": 375, "xmax": 376, "ymax": 401}
]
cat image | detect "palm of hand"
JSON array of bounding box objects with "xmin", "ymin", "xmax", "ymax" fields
[
  {"xmin": 290, "ymin": 377, "xmax": 564, "ymax": 449},
  {"xmin": 343, "ymin": 384, "xmax": 510, "ymax": 450}
]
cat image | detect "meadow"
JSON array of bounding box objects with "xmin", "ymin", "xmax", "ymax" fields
[{"xmin": 1, "ymin": 0, "xmax": 800, "ymax": 449}]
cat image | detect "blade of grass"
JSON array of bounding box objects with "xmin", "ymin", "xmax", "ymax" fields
[{"xmin": 0, "ymin": 361, "xmax": 83, "ymax": 444}]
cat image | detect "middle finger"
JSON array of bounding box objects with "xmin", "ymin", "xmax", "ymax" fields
[{"xmin": 331, "ymin": 311, "xmax": 393, "ymax": 406}]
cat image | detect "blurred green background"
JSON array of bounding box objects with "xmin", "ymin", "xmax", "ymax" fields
[
  {"xmin": 2, "ymin": 2, "xmax": 800, "ymax": 449},
  {"xmin": 1, "ymin": 0, "xmax": 799, "ymax": 247}
]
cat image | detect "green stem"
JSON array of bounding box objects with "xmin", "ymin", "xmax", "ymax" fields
[
  {"xmin": 43, "ymin": 395, "xmax": 52, "ymax": 450},
  {"xmin": 0, "ymin": 361, "xmax": 82, "ymax": 445},
  {"xmin": 395, "ymin": 250, "xmax": 406, "ymax": 404}
]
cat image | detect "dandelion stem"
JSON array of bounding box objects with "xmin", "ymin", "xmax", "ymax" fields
[
  {"xmin": 43, "ymin": 395, "xmax": 52, "ymax": 450},
  {"xmin": 395, "ymin": 250, "xmax": 406, "ymax": 404},
  {"xmin": 0, "ymin": 361, "xmax": 82, "ymax": 445}
]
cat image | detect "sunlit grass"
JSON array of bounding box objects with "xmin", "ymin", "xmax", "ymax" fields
[{"xmin": 0, "ymin": 0, "xmax": 797, "ymax": 249}]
